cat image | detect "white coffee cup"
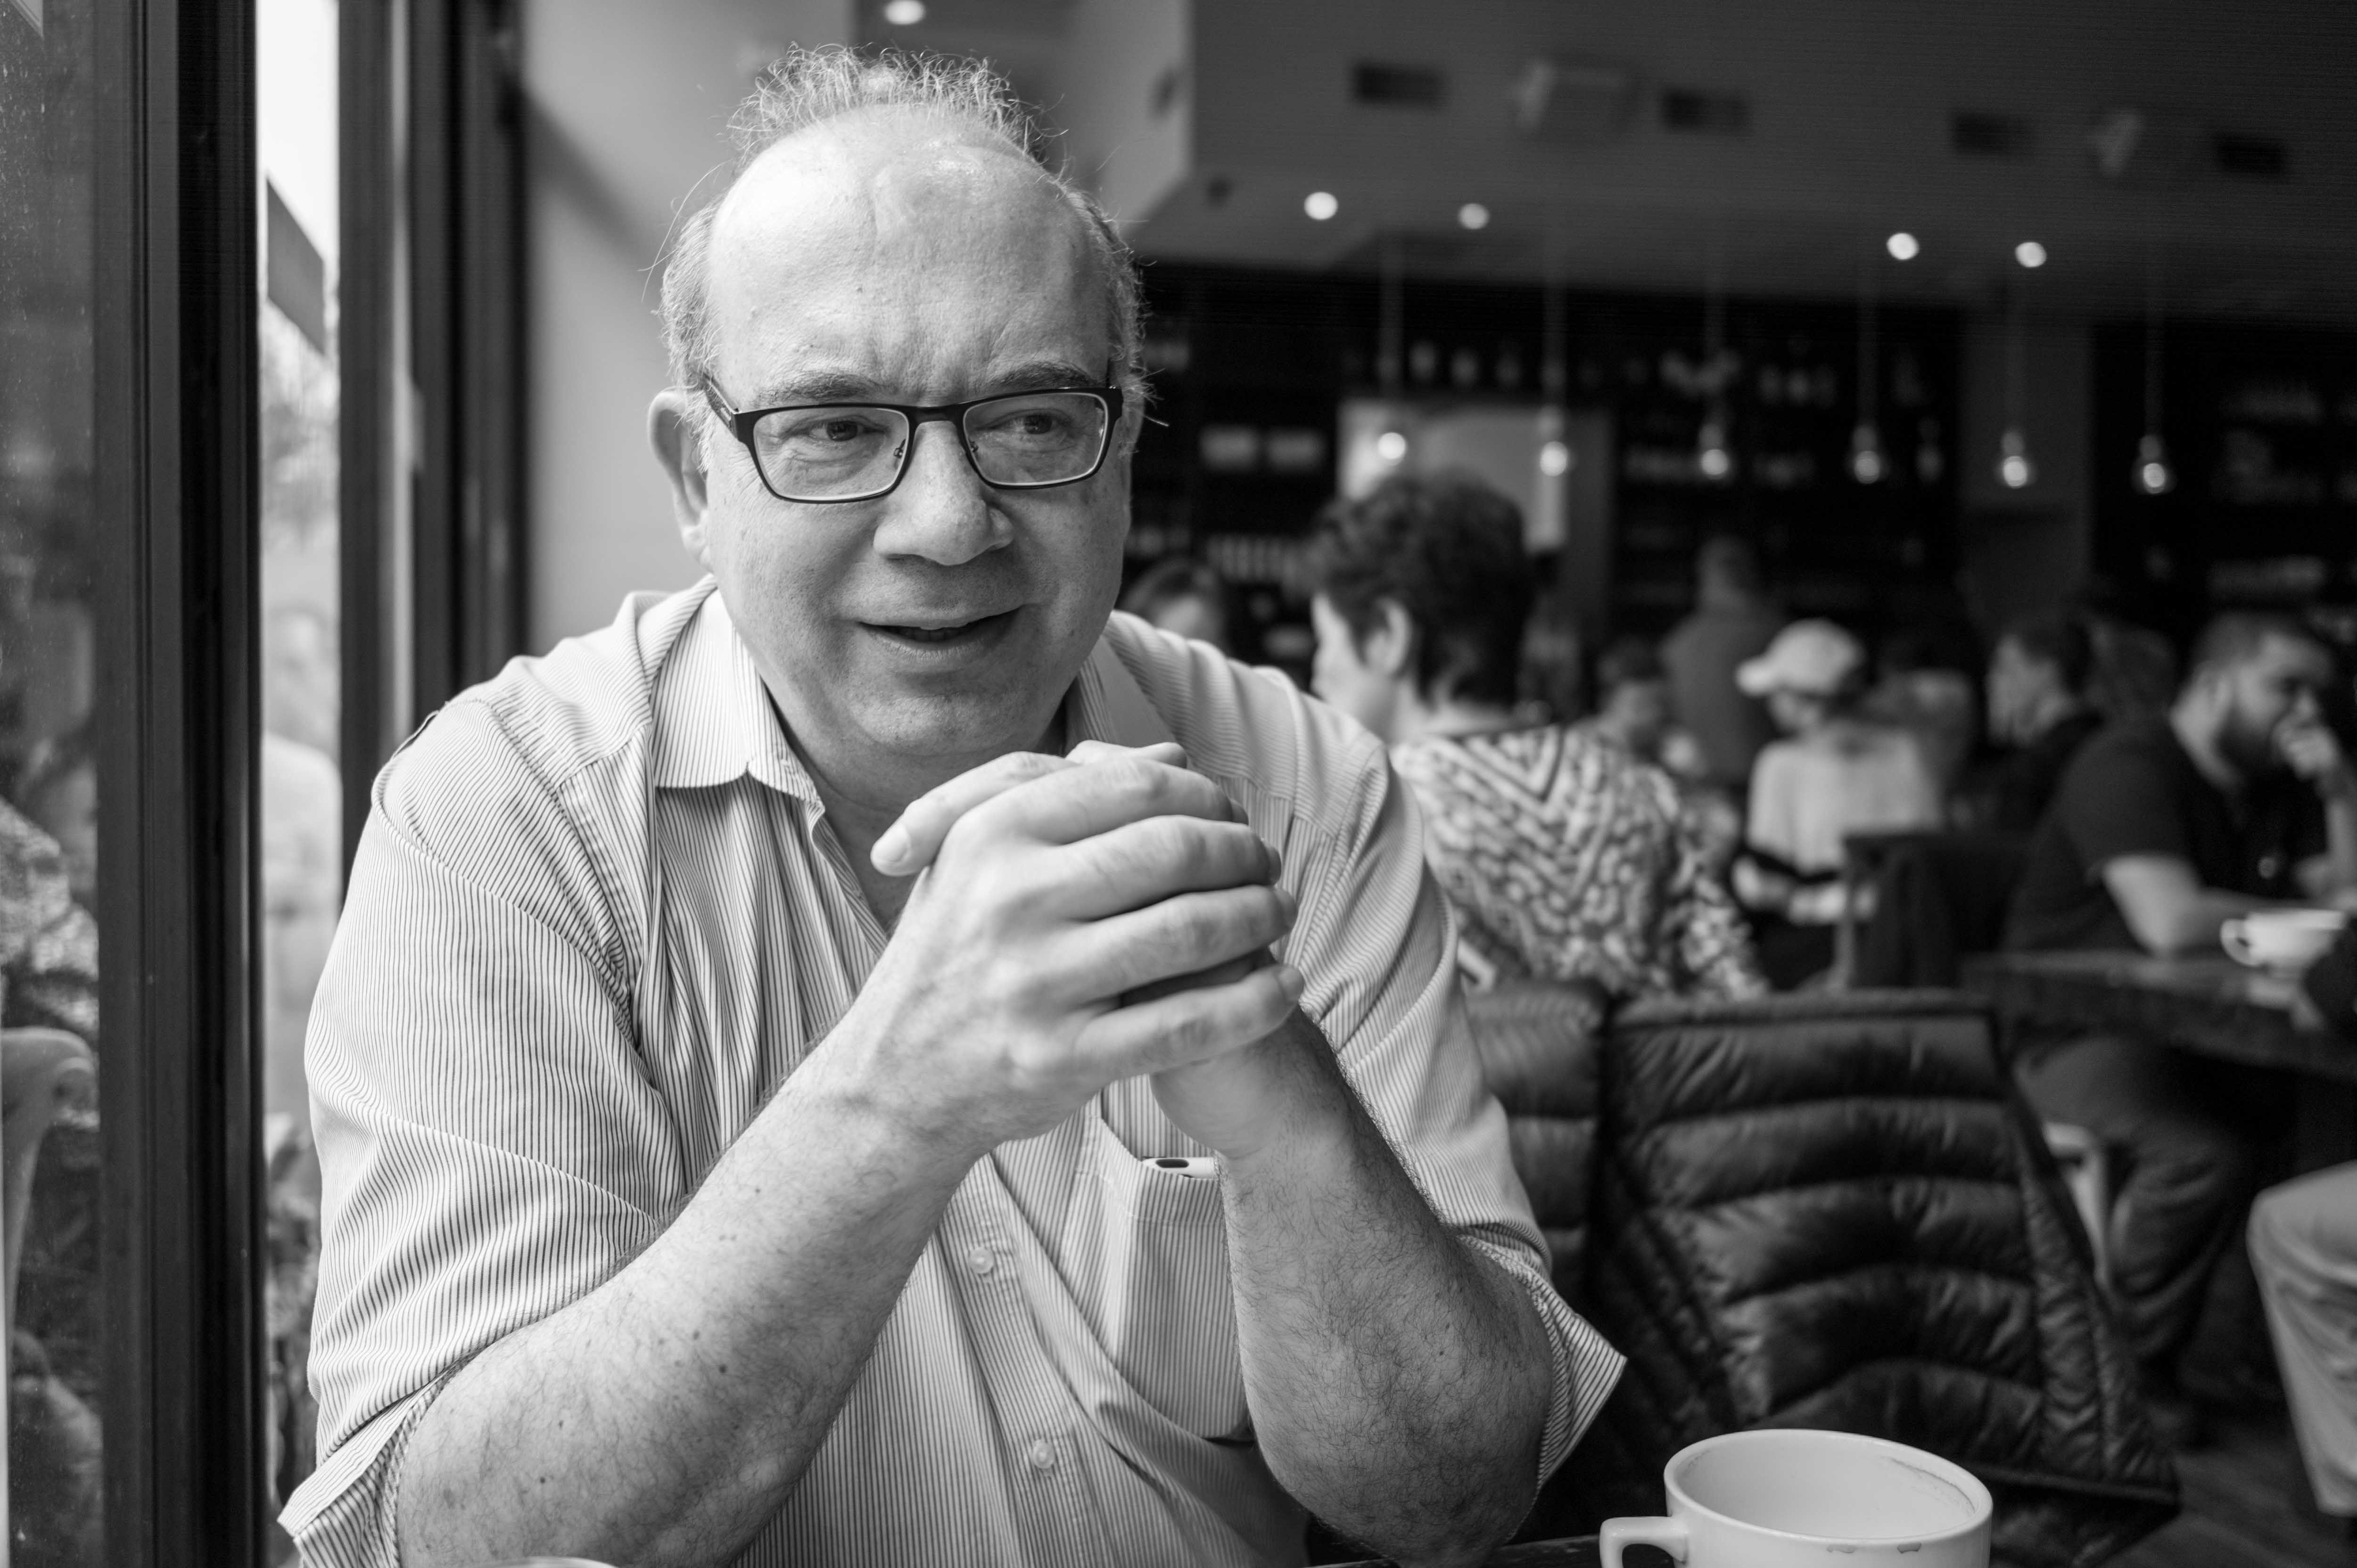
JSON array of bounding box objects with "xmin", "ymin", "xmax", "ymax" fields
[
  {"xmin": 1600, "ymin": 1428, "xmax": 1993, "ymax": 1568},
  {"xmin": 2220, "ymin": 907, "xmax": 2347, "ymax": 974}
]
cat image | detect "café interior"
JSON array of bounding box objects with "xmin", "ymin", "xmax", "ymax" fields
[{"xmin": 6, "ymin": 0, "xmax": 2357, "ymax": 1562}]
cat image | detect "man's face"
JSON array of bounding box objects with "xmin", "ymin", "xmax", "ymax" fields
[
  {"xmin": 1602, "ymin": 678, "xmax": 1672, "ymax": 756},
  {"xmin": 1309, "ymin": 595, "xmax": 1401, "ymax": 742},
  {"xmin": 2211, "ymin": 634, "xmax": 2332, "ymax": 776},
  {"xmin": 1987, "ymin": 638, "xmax": 2052, "ymax": 743},
  {"xmin": 670, "ymin": 112, "xmax": 1130, "ymax": 794}
]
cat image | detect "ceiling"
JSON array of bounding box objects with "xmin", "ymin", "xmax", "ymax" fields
[{"xmin": 858, "ymin": 0, "xmax": 2357, "ymax": 325}]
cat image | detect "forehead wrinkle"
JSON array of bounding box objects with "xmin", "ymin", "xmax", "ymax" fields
[{"xmin": 709, "ymin": 129, "xmax": 1108, "ymax": 398}]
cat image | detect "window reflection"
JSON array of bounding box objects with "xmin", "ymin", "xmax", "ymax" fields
[
  {"xmin": 258, "ymin": 0, "xmax": 342, "ymax": 1529},
  {"xmin": 1, "ymin": 0, "xmax": 107, "ymax": 1559}
]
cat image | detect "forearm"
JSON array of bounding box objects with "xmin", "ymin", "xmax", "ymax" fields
[
  {"xmin": 2136, "ymin": 888, "xmax": 2272, "ymax": 955},
  {"xmin": 397, "ymin": 1048, "xmax": 968, "ymax": 1568},
  {"xmin": 2316, "ymin": 796, "xmax": 2357, "ymax": 896},
  {"xmin": 1219, "ymin": 1021, "xmax": 1551, "ymax": 1564}
]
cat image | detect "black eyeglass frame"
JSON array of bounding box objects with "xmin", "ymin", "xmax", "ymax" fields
[{"xmin": 701, "ymin": 373, "xmax": 1129, "ymax": 504}]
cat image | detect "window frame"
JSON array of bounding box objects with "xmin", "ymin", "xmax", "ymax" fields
[{"xmin": 91, "ymin": 0, "xmax": 272, "ymax": 1559}]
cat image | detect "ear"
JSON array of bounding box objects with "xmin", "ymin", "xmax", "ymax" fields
[
  {"xmin": 650, "ymin": 389, "xmax": 717, "ymax": 566},
  {"xmin": 1363, "ymin": 599, "xmax": 1418, "ymax": 680}
]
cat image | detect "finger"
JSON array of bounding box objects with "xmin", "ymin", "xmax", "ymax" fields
[
  {"xmin": 977, "ymin": 754, "xmax": 1241, "ymax": 847},
  {"xmin": 873, "ymin": 751, "xmax": 1076, "ymax": 875},
  {"xmin": 1068, "ymin": 739, "xmax": 1187, "ymax": 770},
  {"xmin": 1123, "ymin": 951, "xmax": 1265, "ymax": 1008},
  {"xmin": 1078, "ymin": 964, "xmax": 1305, "ymax": 1076},
  {"xmin": 1052, "ymin": 816, "xmax": 1279, "ymax": 921},
  {"xmin": 1065, "ymin": 883, "xmax": 1296, "ymax": 1000}
]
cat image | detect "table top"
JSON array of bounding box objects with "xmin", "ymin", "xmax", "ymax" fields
[
  {"xmin": 1962, "ymin": 949, "xmax": 2357, "ymax": 1084},
  {"xmin": 1328, "ymin": 1538, "xmax": 1598, "ymax": 1568}
]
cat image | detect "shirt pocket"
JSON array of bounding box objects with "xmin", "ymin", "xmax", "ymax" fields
[{"xmin": 1061, "ymin": 1108, "xmax": 1250, "ymax": 1441}]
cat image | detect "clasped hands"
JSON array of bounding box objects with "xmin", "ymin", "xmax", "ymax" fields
[{"xmin": 833, "ymin": 741, "xmax": 1314, "ymax": 1164}]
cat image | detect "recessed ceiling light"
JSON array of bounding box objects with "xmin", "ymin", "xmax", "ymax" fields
[
  {"xmin": 1303, "ymin": 190, "xmax": 1339, "ymax": 221},
  {"xmin": 1886, "ymin": 231, "xmax": 1920, "ymax": 262},
  {"xmin": 882, "ymin": 0, "xmax": 925, "ymax": 24},
  {"xmin": 1458, "ymin": 202, "xmax": 1491, "ymax": 231},
  {"xmin": 2014, "ymin": 240, "xmax": 2047, "ymax": 269}
]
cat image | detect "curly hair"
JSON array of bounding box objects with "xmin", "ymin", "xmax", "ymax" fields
[
  {"xmin": 1304, "ymin": 472, "xmax": 1534, "ymax": 706},
  {"xmin": 657, "ymin": 46, "xmax": 1144, "ymax": 438}
]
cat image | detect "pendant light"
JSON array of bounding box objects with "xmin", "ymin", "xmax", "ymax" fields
[
  {"xmin": 1376, "ymin": 232, "xmax": 1407, "ymax": 464},
  {"xmin": 1849, "ymin": 245, "xmax": 1886, "ymax": 484},
  {"xmin": 1995, "ymin": 274, "xmax": 2034, "ymax": 490},
  {"xmin": 1696, "ymin": 248, "xmax": 1733, "ymax": 482},
  {"xmin": 2134, "ymin": 255, "xmax": 2175, "ymax": 496}
]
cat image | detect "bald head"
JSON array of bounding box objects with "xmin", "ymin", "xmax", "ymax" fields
[
  {"xmin": 704, "ymin": 109, "xmax": 1108, "ymax": 406},
  {"xmin": 660, "ymin": 49, "xmax": 1142, "ymax": 424}
]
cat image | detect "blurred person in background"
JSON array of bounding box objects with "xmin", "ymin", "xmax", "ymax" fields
[
  {"xmin": 2004, "ymin": 612, "xmax": 2357, "ymax": 1445},
  {"xmin": 1866, "ymin": 623, "xmax": 1982, "ymax": 799},
  {"xmin": 1580, "ymin": 636, "xmax": 1739, "ymax": 871},
  {"xmin": 1966, "ymin": 613, "xmax": 2103, "ymax": 832},
  {"xmin": 1117, "ymin": 554, "xmax": 1231, "ymax": 653},
  {"xmin": 1661, "ymin": 534, "xmax": 1784, "ymax": 795},
  {"xmin": 1308, "ymin": 472, "xmax": 1762, "ymax": 1001},
  {"xmin": 1732, "ymin": 618, "xmax": 1944, "ymax": 987},
  {"xmin": 2249, "ymin": 920, "xmax": 2357, "ymax": 1538}
]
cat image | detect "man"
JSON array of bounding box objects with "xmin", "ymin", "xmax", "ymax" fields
[
  {"xmin": 2005, "ymin": 612, "xmax": 2357, "ymax": 1441},
  {"xmin": 1660, "ymin": 534, "xmax": 1784, "ymax": 794},
  {"xmin": 282, "ymin": 49, "xmax": 1615, "ymax": 1568},
  {"xmin": 1974, "ymin": 612, "xmax": 2102, "ymax": 832}
]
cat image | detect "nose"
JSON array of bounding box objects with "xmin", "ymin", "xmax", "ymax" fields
[{"xmin": 869, "ymin": 418, "xmax": 1013, "ymax": 567}]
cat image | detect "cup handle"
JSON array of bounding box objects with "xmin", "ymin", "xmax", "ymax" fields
[
  {"xmin": 2221, "ymin": 919, "xmax": 2254, "ymax": 965},
  {"xmin": 1600, "ymin": 1515, "xmax": 1690, "ymax": 1566}
]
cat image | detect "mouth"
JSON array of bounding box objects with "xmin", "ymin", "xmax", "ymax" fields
[{"xmin": 861, "ymin": 608, "xmax": 1019, "ymax": 649}]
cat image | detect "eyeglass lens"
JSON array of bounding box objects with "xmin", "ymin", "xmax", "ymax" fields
[{"xmin": 750, "ymin": 391, "xmax": 1110, "ymax": 500}]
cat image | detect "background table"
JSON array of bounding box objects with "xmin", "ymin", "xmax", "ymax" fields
[{"xmin": 1963, "ymin": 949, "xmax": 2357, "ymax": 1166}]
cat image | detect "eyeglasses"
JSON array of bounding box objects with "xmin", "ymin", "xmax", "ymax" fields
[{"xmin": 701, "ymin": 374, "xmax": 1126, "ymax": 504}]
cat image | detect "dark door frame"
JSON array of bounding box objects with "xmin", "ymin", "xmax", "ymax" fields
[{"xmin": 92, "ymin": 0, "xmax": 271, "ymax": 1558}]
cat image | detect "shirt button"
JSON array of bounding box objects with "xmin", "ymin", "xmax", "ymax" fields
[
  {"xmin": 1028, "ymin": 1437, "xmax": 1058, "ymax": 1472},
  {"xmin": 965, "ymin": 1246, "xmax": 997, "ymax": 1276}
]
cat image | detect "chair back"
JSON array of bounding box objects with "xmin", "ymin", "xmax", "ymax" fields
[
  {"xmin": 1849, "ymin": 830, "xmax": 2030, "ymax": 989},
  {"xmin": 1463, "ymin": 980, "xmax": 1607, "ymax": 1308}
]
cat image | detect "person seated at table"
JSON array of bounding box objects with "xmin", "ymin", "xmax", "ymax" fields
[
  {"xmin": 1118, "ymin": 554, "xmax": 1232, "ymax": 653},
  {"xmin": 1864, "ymin": 623, "xmax": 1982, "ymax": 800},
  {"xmin": 1962, "ymin": 612, "xmax": 2102, "ymax": 832},
  {"xmin": 2004, "ymin": 611, "xmax": 2357, "ymax": 1444},
  {"xmin": 1305, "ymin": 472, "xmax": 1763, "ymax": 1002},
  {"xmin": 1579, "ymin": 636, "xmax": 1739, "ymax": 873},
  {"xmin": 283, "ymin": 49, "xmax": 1619, "ymax": 1568},
  {"xmin": 1730, "ymin": 618, "xmax": 1944, "ymax": 987},
  {"xmin": 2249, "ymin": 920, "xmax": 2357, "ymax": 1537}
]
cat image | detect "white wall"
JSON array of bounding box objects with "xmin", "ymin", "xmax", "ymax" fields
[{"xmin": 521, "ymin": 0, "xmax": 852, "ymax": 650}]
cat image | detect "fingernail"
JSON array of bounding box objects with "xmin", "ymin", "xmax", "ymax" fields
[
  {"xmin": 1275, "ymin": 887, "xmax": 1298, "ymax": 923},
  {"xmin": 1276, "ymin": 964, "xmax": 1306, "ymax": 1002},
  {"xmin": 872, "ymin": 824, "xmax": 909, "ymax": 870}
]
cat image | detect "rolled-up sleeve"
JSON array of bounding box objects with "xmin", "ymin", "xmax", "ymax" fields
[
  {"xmin": 282, "ymin": 699, "xmax": 680, "ymax": 1566},
  {"xmin": 1279, "ymin": 739, "xmax": 1624, "ymax": 1486}
]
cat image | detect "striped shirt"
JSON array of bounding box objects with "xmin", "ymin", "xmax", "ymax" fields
[{"xmin": 282, "ymin": 580, "xmax": 1621, "ymax": 1567}]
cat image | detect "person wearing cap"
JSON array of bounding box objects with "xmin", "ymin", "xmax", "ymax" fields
[{"xmin": 1731, "ymin": 618, "xmax": 1944, "ymax": 986}]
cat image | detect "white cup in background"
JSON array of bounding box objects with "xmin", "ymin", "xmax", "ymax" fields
[
  {"xmin": 1600, "ymin": 1428, "xmax": 1992, "ymax": 1568},
  {"xmin": 2220, "ymin": 907, "xmax": 2347, "ymax": 975}
]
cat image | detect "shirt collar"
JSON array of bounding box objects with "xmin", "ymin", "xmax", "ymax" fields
[
  {"xmin": 1063, "ymin": 617, "xmax": 1176, "ymax": 751},
  {"xmin": 653, "ymin": 595, "xmax": 1174, "ymax": 797},
  {"xmin": 650, "ymin": 584, "xmax": 820, "ymax": 803}
]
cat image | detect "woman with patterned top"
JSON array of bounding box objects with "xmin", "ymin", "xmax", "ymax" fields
[{"xmin": 1304, "ymin": 472, "xmax": 1763, "ymax": 1001}]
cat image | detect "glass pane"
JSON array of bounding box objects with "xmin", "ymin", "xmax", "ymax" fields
[
  {"xmin": 258, "ymin": 0, "xmax": 340, "ymax": 1543},
  {"xmin": 0, "ymin": 0, "xmax": 109, "ymax": 1561}
]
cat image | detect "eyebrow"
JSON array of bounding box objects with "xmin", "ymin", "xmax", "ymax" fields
[{"xmin": 739, "ymin": 356, "xmax": 1106, "ymax": 409}]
